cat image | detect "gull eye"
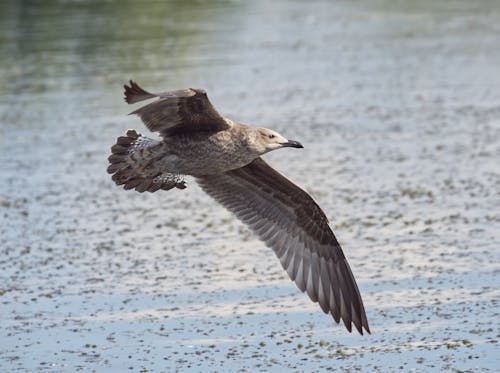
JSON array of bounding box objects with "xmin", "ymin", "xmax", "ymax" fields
[{"xmin": 269, "ymin": 134, "xmax": 275, "ymax": 139}]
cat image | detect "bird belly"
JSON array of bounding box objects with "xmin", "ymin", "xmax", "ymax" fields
[
  {"xmin": 160, "ymin": 151, "xmax": 254, "ymax": 176},
  {"xmin": 160, "ymin": 136, "xmax": 256, "ymax": 176}
]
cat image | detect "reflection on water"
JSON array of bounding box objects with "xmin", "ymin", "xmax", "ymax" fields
[
  {"xmin": 0, "ymin": 0, "xmax": 247, "ymax": 94},
  {"xmin": 1, "ymin": 0, "xmax": 499, "ymax": 108}
]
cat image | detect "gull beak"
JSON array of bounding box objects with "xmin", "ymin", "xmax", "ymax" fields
[{"xmin": 281, "ymin": 140, "xmax": 304, "ymax": 148}]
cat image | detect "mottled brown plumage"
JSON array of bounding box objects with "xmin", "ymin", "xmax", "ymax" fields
[
  {"xmin": 124, "ymin": 81, "xmax": 229, "ymax": 136},
  {"xmin": 107, "ymin": 80, "xmax": 370, "ymax": 335}
]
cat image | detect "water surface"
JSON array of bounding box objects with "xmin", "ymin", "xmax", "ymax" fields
[{"xmin": 1, "ymin": 1, "xmax": 499, "ymax": 371}]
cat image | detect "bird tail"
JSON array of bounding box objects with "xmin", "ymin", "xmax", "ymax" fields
[{"xmin": 107, "ymin": 129, "xmax": 186, "ymax": 193}]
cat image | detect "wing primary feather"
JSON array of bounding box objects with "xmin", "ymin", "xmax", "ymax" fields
[
  {"xmin": 310, "ymin": 252, "xmax": 321, "ymax": 303},
  {"xmin": 328, "ymin": 260, "xmax": 341, "ymax": 323},
  {"xmin": 294, "ymin": 256, "xmax": 306, "ymax": 292},
  {"xmin": 124, "ymin": 80, "xmax": 157, "ymax": 104},
  {"xmin": 281, "ymin": 242, "xmax": 295, "ymax": 272},
  {"xmin": 339, "ymin": 288, "xmax": 352, "ymax": 332},
  {"xmin": 318, "ymin": 258, "xmax": 331, "ymax": 314},
  {"xmin": 336, "ymin": 266, "xmax": 353, "ymax": 332},
  {"xmin": 291, "ymin": 243, "xmax": 303, "ymax": 282},
  {"xmin": 305, "ymin": 252, "xmax": 318, "ymax": 302},
  {"xmin": 338, "ymin": 259, "xmax": 365, "ymax": 334},
  {"xmin": 329, "ymin": 284, "xmax": 341, "ymax": 323},
  {"xmin": 285, "ymin": 248, "xmax": 297, "ymax": 280},
  {"xmin": 317, "ymin": 271, "xmax": 329, "ymax": 314}
]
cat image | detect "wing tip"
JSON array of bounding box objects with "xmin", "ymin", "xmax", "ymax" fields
[
  {"xmin": 335, "ymin": 314, "xmax": 371, "ymax": 335},
  {"xmin": 353, "ymin": 320, "xmax": 371, "ymax": 336},
  {"xmin": 364, "ymin": 324, "xmax": 371, "ymax": 335},
  {"xmin": 123, "ymin": 79, "xmax": 156, "ymax": 104}
]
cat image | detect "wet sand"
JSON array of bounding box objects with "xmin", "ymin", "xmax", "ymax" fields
[{"xmin": 1, "ymin": 1, "xmax": 499, "ymax": 371}]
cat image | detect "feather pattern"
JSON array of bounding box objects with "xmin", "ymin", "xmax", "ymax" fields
[
  {"xmin": 107, "ymin": 129, "xmax": 186, "ymax": 192},
  {"xmin": 124, "ymin": 80, "xmax": 230, "ymax": 137},
  {"xmin": 196, "ymin": 157, "xmax": 370, "ymax": 334}
]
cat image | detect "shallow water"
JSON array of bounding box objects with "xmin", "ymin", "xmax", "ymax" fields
[{"xmin": 1, "ymin": 0, "xmax": 499, "ymax": 371}]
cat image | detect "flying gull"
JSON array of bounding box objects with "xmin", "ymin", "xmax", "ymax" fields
[{"xmin": 107, "ymin": 81, "xmax": 370, "ymax": 335}]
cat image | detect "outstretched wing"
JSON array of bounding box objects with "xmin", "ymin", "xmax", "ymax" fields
[
  {"xmin": 196, "ymin": 158, "xmax": 370, "ymax": 335},
  {"xmin": 123, "ymin": 80, "xmax": 230, "ymax": 137}
]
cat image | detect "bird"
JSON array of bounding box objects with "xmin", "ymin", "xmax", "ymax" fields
[{"xmin": 107, "ymin": 80, "xmax": 370, "ymax": 335}]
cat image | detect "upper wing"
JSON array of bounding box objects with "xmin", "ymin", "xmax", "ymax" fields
[
  {"xmin": 196, "ymin": 158, "xmax": 370, "ymax": 335},
  {"xmin": 124, "ymin": 80, "xmax": 230, "ymax": 137}
]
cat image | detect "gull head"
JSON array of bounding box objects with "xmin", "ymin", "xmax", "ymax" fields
[{"xmin": 253, "ymin": 128, "xmax": 304, "ymax": 155}]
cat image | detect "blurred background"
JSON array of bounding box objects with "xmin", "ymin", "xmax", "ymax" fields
[{"xmin": 1, "ymin": 0, "xmax": 499, "ymax": 371}]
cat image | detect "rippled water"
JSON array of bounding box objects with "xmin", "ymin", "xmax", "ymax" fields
[{"xmin": 1, "ymin": 1, "xmax": 499, "ymax": 371}]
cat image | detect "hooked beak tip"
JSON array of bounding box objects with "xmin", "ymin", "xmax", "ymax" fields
[{"xmin": 282, "ymin": 140, "xmax": 304, "ymax": 149}]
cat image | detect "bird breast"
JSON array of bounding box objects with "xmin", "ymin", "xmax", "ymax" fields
[{"xmin": 162, "ymin": 129, "xmax": 258, "ymax": 176}]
